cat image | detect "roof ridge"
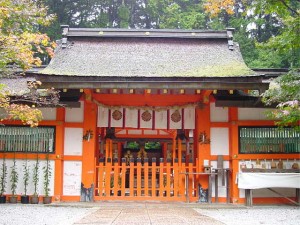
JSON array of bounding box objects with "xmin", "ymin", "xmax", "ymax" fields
[{"xmin": 61, "ymin": 25, "xmax": 234, "ymax": 40}]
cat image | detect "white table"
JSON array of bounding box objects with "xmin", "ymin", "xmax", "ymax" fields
[{"xmin": 238, "ymin": 172, "xmax": 300, "ymax": 206}]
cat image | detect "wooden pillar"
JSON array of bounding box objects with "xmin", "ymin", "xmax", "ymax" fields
[
  {"xmin": 54, "ymin": 108, "xmax": 65, "ymax": 202},
  {"xmin": 82, "ymin": 99, "xmax": 97, "ymax": 191},
  {"xmin": 172, "ymin": 137, "xmax": 176, "ymax": 165},
  {"xmin": 178, "ymin": 139, "xmax": 182, "ymax": 168},
  {"xmin": 229, "ymin": 107, "xmax": 239, "ymax": 203},
  {"xmin": 195, "ymin": 104, "xmax": 211, "ymax": 187},
  {"xmin": 163, "ymin": 143, "xmax": 167, "ymax": 163},
  {"xmin": 117, "ymin": 142, "xmax": 122, "ymax": 164}
]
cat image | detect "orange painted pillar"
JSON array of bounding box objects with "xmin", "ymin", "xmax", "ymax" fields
[
  {"xmin": 229, "ymin": 107, "xmax": 239, "ymax": 203},
  {"xmin": 82, "ymin": 99, "xmax": 97, "ymax": 190},
  {"xmin": 54, "ymin": 108, "xmax": 65, "ymax": 202},
  {"xmin": 195, "ymin": 103, "xmax": 211, "ymax": 184}
]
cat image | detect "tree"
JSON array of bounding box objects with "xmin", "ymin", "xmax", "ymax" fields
[
  {"xmin": 204, "ymin": 0, "xmax": 300, "ymax": 129},
  {"xmin": 204, "ymin": 0, "xmax": 300, "ymax": 68},
  {"xmin": 262, "ymin": 71, "xmax": 300, "ymax": 131},
  {"xmin": 0, "ymin": 0, "xmax": 58, "ymax": 126}
]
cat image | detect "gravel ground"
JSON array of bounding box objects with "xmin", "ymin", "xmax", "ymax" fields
[
  {"xmin": 195, "ymin": 206, "xmax": 300, "ymax": 225},
  {"xmin": 0, "ymin": 204, "xmax": 299, "ymax": 225},
  {"xmin": 0, "ymin": 204, "xmax": 96, "ymax": 225}
]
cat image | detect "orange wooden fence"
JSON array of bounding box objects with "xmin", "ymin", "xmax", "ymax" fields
[{"xmin": 94, "ymin": 158, "xmax": 203, "ymax": 202}]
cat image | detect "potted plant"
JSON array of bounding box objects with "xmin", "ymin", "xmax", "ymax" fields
[
  {"xmin": 21, "ymin": 156, "xmax": 30, "ymax": 204},
  {"xmin": 0, "ymin": 151, "xmax": 7, "ymax": 203},
  {"xmin": 43, "ymin": 152, "xmax": 52, "ymax": 204},
  {"xmin": 31, "ymin": 153, "xmax": 39, "ymax": 204},
  {"xmin": 9, "ymin": 152, "xmax": 18, "ymax": 203}
]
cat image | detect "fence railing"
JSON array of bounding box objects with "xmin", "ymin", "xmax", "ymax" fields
[{"xmin": 94, "ymin": 158, "xmax": 201, "ymax": 201}]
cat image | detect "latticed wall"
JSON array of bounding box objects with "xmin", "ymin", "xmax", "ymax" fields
[
  {"xmin": 0, "ymin": 126, "xmax": 55, "ymax": 153},
  {"xmin": 239, "ymin": 127, "xmax": 300, "ymax": 154}
]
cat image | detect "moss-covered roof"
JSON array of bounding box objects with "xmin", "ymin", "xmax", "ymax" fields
[{"xmin": 40, "ymin": 28, "xmax": 255, "ymax": 78}]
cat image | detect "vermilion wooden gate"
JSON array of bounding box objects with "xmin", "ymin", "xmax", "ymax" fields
[{"xmin": 94, "ymin": 158, "xmax": 202, "ymax": 201}]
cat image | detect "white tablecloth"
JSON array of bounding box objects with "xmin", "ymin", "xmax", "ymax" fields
[{"xmin": 238, "ymin": 173, "xmax": 300, "ymax": 189}]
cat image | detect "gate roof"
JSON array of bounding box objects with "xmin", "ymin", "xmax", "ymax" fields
[{"xmin": 39, "ymin": 27, "xmax": 255, "ymax": 78}]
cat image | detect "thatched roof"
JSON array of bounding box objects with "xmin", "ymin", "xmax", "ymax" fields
[{"xmin": 39, "ymin": 28, "xmax": 255, "ymax": 78}]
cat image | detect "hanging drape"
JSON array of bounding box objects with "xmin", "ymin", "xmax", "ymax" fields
[{"xmin": 97, "ymin": 106, "xmax": 195, "ymax": 129}]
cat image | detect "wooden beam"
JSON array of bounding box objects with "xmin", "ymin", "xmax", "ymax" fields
[
  {"xmin": 203, "ymin": 90, "xmax": 212, "ymax": 104},
  {"xmin": 39, "ymin": 81, "xmax": 269, "ymax": 93}
]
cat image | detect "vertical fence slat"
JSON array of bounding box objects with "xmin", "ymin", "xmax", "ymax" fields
[
  {"xmin": 137, "ymin": 158, "xmax": 141, "ymax": 197},
  {"xmin": 188, "ymin": 161, "xmax": 193, "ymax": 199},
  {"xmin": 129, "ymin": 158, "xmax": 134, "ymax": 196},
  {"xmin": 159, "ymin": 158, "xmax": 164, "ymax": 197},
  {"xmin": 121, "ymin": 158, "xmax": 126, "ymax": 197},
  {"xmin": 173, "ymin": 159, "xmax": 179, "ymax": 197},
  {"xmin": 166, "ymin": 160, "xmax": 171, "ymax": 197},
  {"xmin": 98, "ymin": 159, "xmax": 104, "ymax": 196},
  {"xmin": 144, "ymin": 158, "xmax": 149, "ymax": 197},
  {"xmin": 151, "ymin": 158, "xmax": 156, "ymax": 197},
  {"xmin": 105, "ymin": 158, "xmax": 112, "ymax": 196},
  {"xmin": 113, "ymin": 159, "xmax": 119, "ymax": 196}
]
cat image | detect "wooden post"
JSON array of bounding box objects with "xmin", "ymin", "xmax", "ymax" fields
[
  {"xmin": 113, "ymin": 159, "xmax": 118, "ymax": 196},
  {"xmin": 105, "ymin": 158, "xmax": 112, "ymax": 196},
  {"xmin": 172, "ymin": 138, "xmax": 176, "ymax": 165},
  {"xmin": 188, "ymin": 160, "xmax": 193, "ymax": 199},
  {"xmin": 229, "ymin": 107, "xmax": 239, "ymax": 204},
  {"xmin": 121, "ymin": 158, "xmax": 126, "ymax": 197},
  {"xmin": 54, "ymin": 108, "xmax": 64, "ymax": 201},
  {"xmin": 137, "ymin": 158, "xmax": 142, "ymax": 196},
  {"xmin": 98, "ymin": 158, "xmax": 105, "ymax": 197},
  {"xmin": 159, "ymin": 158, "xmax": 164, "ymax": 197},
  {"xmin": 166, "ymin": 159, "xmax": 171, "ymax": 197},
  {"xmin": 173, "ymin": 158, "xmax": 179, "ymax": 198},
  {"xmin": 179, "ymin": 159, "xmax": 185, "ymax": 198},
  {"xmin": 144, "ymin": 158, "xmax": 149, "ymax": 197},
  {"xmin": 82, "ymin": 100, "xmax": 97, "ymax": 198},
  {"xmin": 178, "ymin": 139, "xmax": 182, "ymax": 168},
  {"xmin": 195, "ymin": 104, "xmax": 211, "ymax": 193},
  {"xmin": 151, "ymin": 158, "xmax": 156, "ymax": 197},
  {"xmin": 129, "ymin": 158, "xmax": 134, "ymax": 196}
]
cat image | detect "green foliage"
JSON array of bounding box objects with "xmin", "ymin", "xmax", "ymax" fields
[
  {"xmin": 32, "ymin": 154, "xmax": 40, "ymax": 196},
  {"xmin": 43, "ymin": 153, "xmax": 51, "ymax": 197},
  {"xmin": 148, "ymin": 0, "xmax": 207, "ymax": 29},
  {"xmin": 1, "ymin": 1, "xmax": 59, "ymax": 127},
  {"xmin": 0, "ymin": 0, "xmax": 55, "ymax": 71},
  {"xmin": 262, "ymin": 71, "xmax": 300, "ymax": 131},
  {"xmin": 118, "ymin": 5, "xmax": 130, "ymax": 28},
  {"xmin": 0, "ymin": 154, "xmax": 7, "ymax": 196},
  {"xmin": 23, "ymin": 159, "xmax": 30, "ymax": 196},
  {"xmin": 10, "ymin": 153, "xmax": 18, "ymax": 196},
  {"xmin": 126, "ymin": 141, "xmax": 161, "ymax": 150}
]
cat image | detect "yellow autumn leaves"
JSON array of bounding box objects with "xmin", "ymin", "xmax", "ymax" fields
[
  {"xmin": 0, "ymin": 0, "xmax": 56, "ymax": 70},
  {"xmin": 204, "ymin": 0, "xmax": 235, "ymax": 17},
  {"xmin": 0, "ymin": 0, "xmax": 57, "ymax": 127}
]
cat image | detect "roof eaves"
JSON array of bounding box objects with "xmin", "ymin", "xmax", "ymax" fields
[{"xmin": 61, "ymin": 25, "xmax": 231, "ymax": 40}]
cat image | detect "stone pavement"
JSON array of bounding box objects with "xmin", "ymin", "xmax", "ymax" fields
[{"xmin": 51, "ymin": 201, "xmax": 245, "ymax": 225}]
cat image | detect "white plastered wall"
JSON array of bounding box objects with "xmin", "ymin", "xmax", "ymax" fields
[
  {"xmin": 210, "ymin": 127, "xmax": 230, "ymax": 197},
  {"xmin": 63, "ymin": 101, "xmax": 84, "ymax": 196},
  {"xmin": 65, "ymin": 101, "xmax": 84, "ymax": 122},
  {"xmin": 40, "ymin": 108, "xmax": 56, "ymax": 121},
  {"xmin": 1, "ymin": 159, "xmax": 55, "ymax": 196},
  {"xmin": 238, "ymin": 108, "xmax": 273, "ymax": 120},
  {"xmin": 63, "ymin": 161, "xmax": 82, "ymax": 196},
  {"xmin": 64, "ymin": 128, "xmax": 83, "ymax": 156},
  {"xmin": 210, "ymin": 128, "xmax": 229, "ymax": 155},
  {"xmin": 210, "ymin": 103, "xmax": 228, "ymax": 122}
]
